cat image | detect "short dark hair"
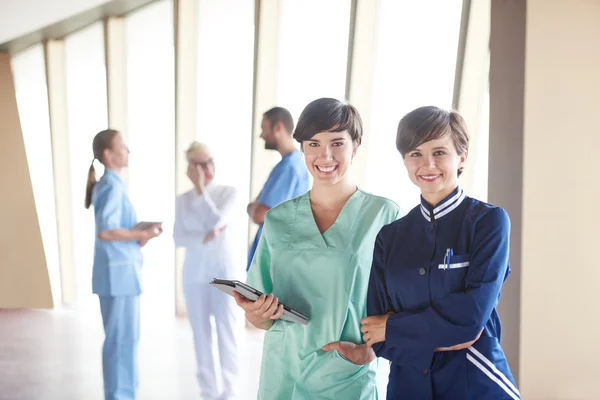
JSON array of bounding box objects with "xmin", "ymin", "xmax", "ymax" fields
[
  {"xmin": 396, "ymin": 106, "xmax": 470, "ymax": 176},
  {"xmin": 263, "ymin": 107, "xmax": 294, "ymax": 134},
  {"xmin": 293, "ymin": 98, "xmax": 363, "ymax": 145}
]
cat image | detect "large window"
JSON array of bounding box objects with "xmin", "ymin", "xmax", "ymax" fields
[
  {"xmin": 366, "ymin": 0, "xmax": 464, "ymax": 213},
  {"xmin": 195, "ymin": 0, "xmax": 255, "ymax": 274},
  {"xmin": 126, "ymin": 0, "xmax": 176, "ymax": 323},
  {"xmin": 64, "ymin": 23, "xmax": 109, "ymax": 309},
  {"xmin": 277, "ymin": 0, "xmax": 352, "ymax": 120},
  {"xmin": 11, "ymin": 44, "xmax": 61, "ymax": 305}
]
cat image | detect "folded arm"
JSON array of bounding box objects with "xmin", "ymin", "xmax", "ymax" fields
[{"xmin": 365, "ymin": 209, "xmax": 511, "ymax": 367}]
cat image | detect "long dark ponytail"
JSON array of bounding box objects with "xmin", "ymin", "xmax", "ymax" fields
[{"xmin": 85, "ymin": 129, "xmax": 119, "ymax": 209}]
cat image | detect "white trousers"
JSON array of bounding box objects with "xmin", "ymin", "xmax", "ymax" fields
[{"xmin": 183, "ymin": 282, "xmax": 239, "ymax": 399}]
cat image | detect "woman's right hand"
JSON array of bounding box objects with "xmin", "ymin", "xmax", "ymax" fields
[
  {"xmin": 141, "ymin": 223, "xmax": 163, "ymax": 240},
  {"xmin": 232, "ymin": 291, "xmax": 284, "ymax": 330},
  {"xmin": 435, "ymin": 329, "xmax": 484, "ymax": 352}
]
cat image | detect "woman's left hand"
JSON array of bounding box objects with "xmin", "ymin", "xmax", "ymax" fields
[
  {"xmin": 360, "ymin": 312, "xmax": 392, "ymax": 346},
  {"xmin": 204, "ymin": 226, "xmax": 227, "ymax": 243},
  {"xmin": 321, "ymin": 341, "xmax": 376, "ymax": 365}
]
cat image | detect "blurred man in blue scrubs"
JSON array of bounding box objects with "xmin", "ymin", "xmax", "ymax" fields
[
  {"xmin": 85, "ymin": 129, "xmax": 162, "ymax": 400},
  {"xmin": 246, "ymin": 107, "xmax": 310, "ymax": 271}
]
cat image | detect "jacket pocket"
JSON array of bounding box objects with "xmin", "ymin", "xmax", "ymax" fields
[{"xmin": 259, "ymin": 321, "xmax": 285, "ymax": 394}]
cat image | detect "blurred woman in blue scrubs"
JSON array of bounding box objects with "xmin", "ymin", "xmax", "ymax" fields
[{"xmin": 85, "ymin": 129, "xmax": 162, "ymax": 400}]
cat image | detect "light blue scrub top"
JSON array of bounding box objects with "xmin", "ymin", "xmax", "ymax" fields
[
  {"xmin": 92, "ymin": 169, "xmax": 143, "ymax": 296},
  {"xmin": 247, "ymin": 149, "xmax": 310, "ymax": 270}
]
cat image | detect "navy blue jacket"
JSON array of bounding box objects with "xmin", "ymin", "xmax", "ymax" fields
[{"xmin": 367, "ymin": 187, "xmax": 520, "ymax": 399}]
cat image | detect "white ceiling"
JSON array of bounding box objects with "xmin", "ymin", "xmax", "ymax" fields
[{"xmin": 0, "ymin": 0, "xmax": 112, "ymax": 45}]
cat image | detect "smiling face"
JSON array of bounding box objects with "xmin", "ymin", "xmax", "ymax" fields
[
  {"xmin": 396, "ymin": 106, "xmax": 471, "ymax": 206},
  {"xmin": 403, "ymin": 133, "xmax": 467, "ymax": 205},
  {"xmin": 301, "ymin": 130, "xmax": 356, "ymax": 186}
]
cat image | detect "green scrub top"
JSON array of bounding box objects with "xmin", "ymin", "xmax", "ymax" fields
[{"xmin": 247, "ymin": 189, "xmax": 401, "ymax": 400}]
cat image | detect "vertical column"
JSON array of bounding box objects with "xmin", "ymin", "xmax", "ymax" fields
[
  {"xmin": 344, "ymin": 0, "xmax": 381, "ymax": 188},
  {"xmin": 248, "ymin": 0, "xmax": 281, "ymax": 240},
  {"xmin": 173, "ymin": 0, "xmax": 199, "ymax": 315},
  {"xmin": 489, "ymin": 0, "xmax": 525, "ymax": 385},
  {"xmin": 454, "ymin": 0, "xmax": 491, "ymax": 199},
  {"xmin": 44, "ymin": 40, "xmax": 77, "ymax": 306},
  {"xmin": 0, "ymin": 52, "xmax": 53, "ymax": 308},
  {"xmin": 104, "ymin": 17, "xmax": 129, "ymax": 183}
]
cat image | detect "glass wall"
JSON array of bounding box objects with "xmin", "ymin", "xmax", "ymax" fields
[
  {"xmin": 125, "ymin": 0, "xmax": 176, "ymax": 323},
  {"xmin": 8, "ymin": 0, "xmax": 488, "ymax": 322},
  {"xmin": 195, "ymin": 0, "xmax": 255, "ymax": 274},
  {"xmin": 365, "ymin": 0, "xmax": 464, "ymax": 213},
  {"xmin": 277, "ymin": 0, "xmax": 352, "ymax": 120},
  {"xmin": 64, "ymin": 22, "xmax": 109, "ymax": 308}
]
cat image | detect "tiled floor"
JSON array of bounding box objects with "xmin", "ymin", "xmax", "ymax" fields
[{"xmin": 0, "ymin": 308, "xmax": 390, "ymax": 399}]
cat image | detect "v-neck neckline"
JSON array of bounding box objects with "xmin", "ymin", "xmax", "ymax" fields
[{"xmin": 300, "ymin": 188, "xmax": 365, "ymax": 248}]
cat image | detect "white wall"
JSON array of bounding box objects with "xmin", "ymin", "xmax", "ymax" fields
[{"xmin": 519, "ymin": 0, "xmax": 600, "ymax": 398}]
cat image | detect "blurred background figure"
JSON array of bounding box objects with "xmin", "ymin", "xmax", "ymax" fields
[
  {"xmin": 246, "ymin": 107, "xmax": 311, "ymax": 271},
  {"xmin": 174, "ymin": 141, "xmax": 240, "ymax": 400},
  {"xmin": 85, "ymin": 129, "xmax": 163, "ymax": 400}
]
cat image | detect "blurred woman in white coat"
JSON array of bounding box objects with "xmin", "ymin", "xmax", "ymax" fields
[{"xmin": 174, "ymin": 142, "xmax": 240, "ymax": 400}]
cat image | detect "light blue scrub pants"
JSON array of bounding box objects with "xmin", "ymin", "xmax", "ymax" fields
[{"xmin": 99, "ymin": 296, "xmax": 140, "ymax": 400}]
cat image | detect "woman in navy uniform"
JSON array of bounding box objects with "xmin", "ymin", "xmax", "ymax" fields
[{"xmin": 361, "ymin": 106, "xmax": 520, "ymax": 399}]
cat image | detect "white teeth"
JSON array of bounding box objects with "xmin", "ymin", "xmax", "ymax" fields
[{"xmin": 317, "ymin": 165, "xmax": 336, "ymax": 173}]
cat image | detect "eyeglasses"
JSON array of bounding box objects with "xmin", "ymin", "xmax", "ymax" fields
[{"xmin": 193, "ymin": 158, "xmax": 214, "ymax": 168}]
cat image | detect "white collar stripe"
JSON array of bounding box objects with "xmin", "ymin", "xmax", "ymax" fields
[
  {"xmin": 434, "ymin": 190, "xmax": 466, "ymax": 220},
  {"xmin": 420, "ymin": 207, "xmax": 431, "ymax": 222},
  {"xmin": 420, "ymin": 188, "xmax": 466, "ymax": 222},
  {"xmin": 433, "ymin": 188, "xmax": 464, "ymax": 214}
]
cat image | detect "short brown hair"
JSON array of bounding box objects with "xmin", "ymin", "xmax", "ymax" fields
[
  {"xmin": 263, "ymin": 107, "xmax": 294, "ymax": 134},
  {"xmin": 396, "ymin": 106, "xmax": 470, "ymax": 176},
  {"xmin": 293, "ymin": 98, "xmax": 362, "ymax": 145}
]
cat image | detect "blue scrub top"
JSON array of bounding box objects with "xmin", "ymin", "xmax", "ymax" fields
[
  {"xmin": 247, "ymin": 149, "xmax": 310, "ymax": 271},
  {"xmin": 92, "ymin": 169, "xmax": 143, "ymax": 296}
]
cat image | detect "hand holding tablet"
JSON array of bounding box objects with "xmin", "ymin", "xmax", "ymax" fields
[
  {"xmin": 210, "ymin": 278, "xmax": 308, "ymax": 325},
  {"xmin": 133, "ymin": 221, "xmax": 163, "ymax": 238}
]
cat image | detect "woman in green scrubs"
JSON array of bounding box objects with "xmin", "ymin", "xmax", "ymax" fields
[{"xmin": 234, "ymin": 98, "xmax": 401, "ymax": 399}]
